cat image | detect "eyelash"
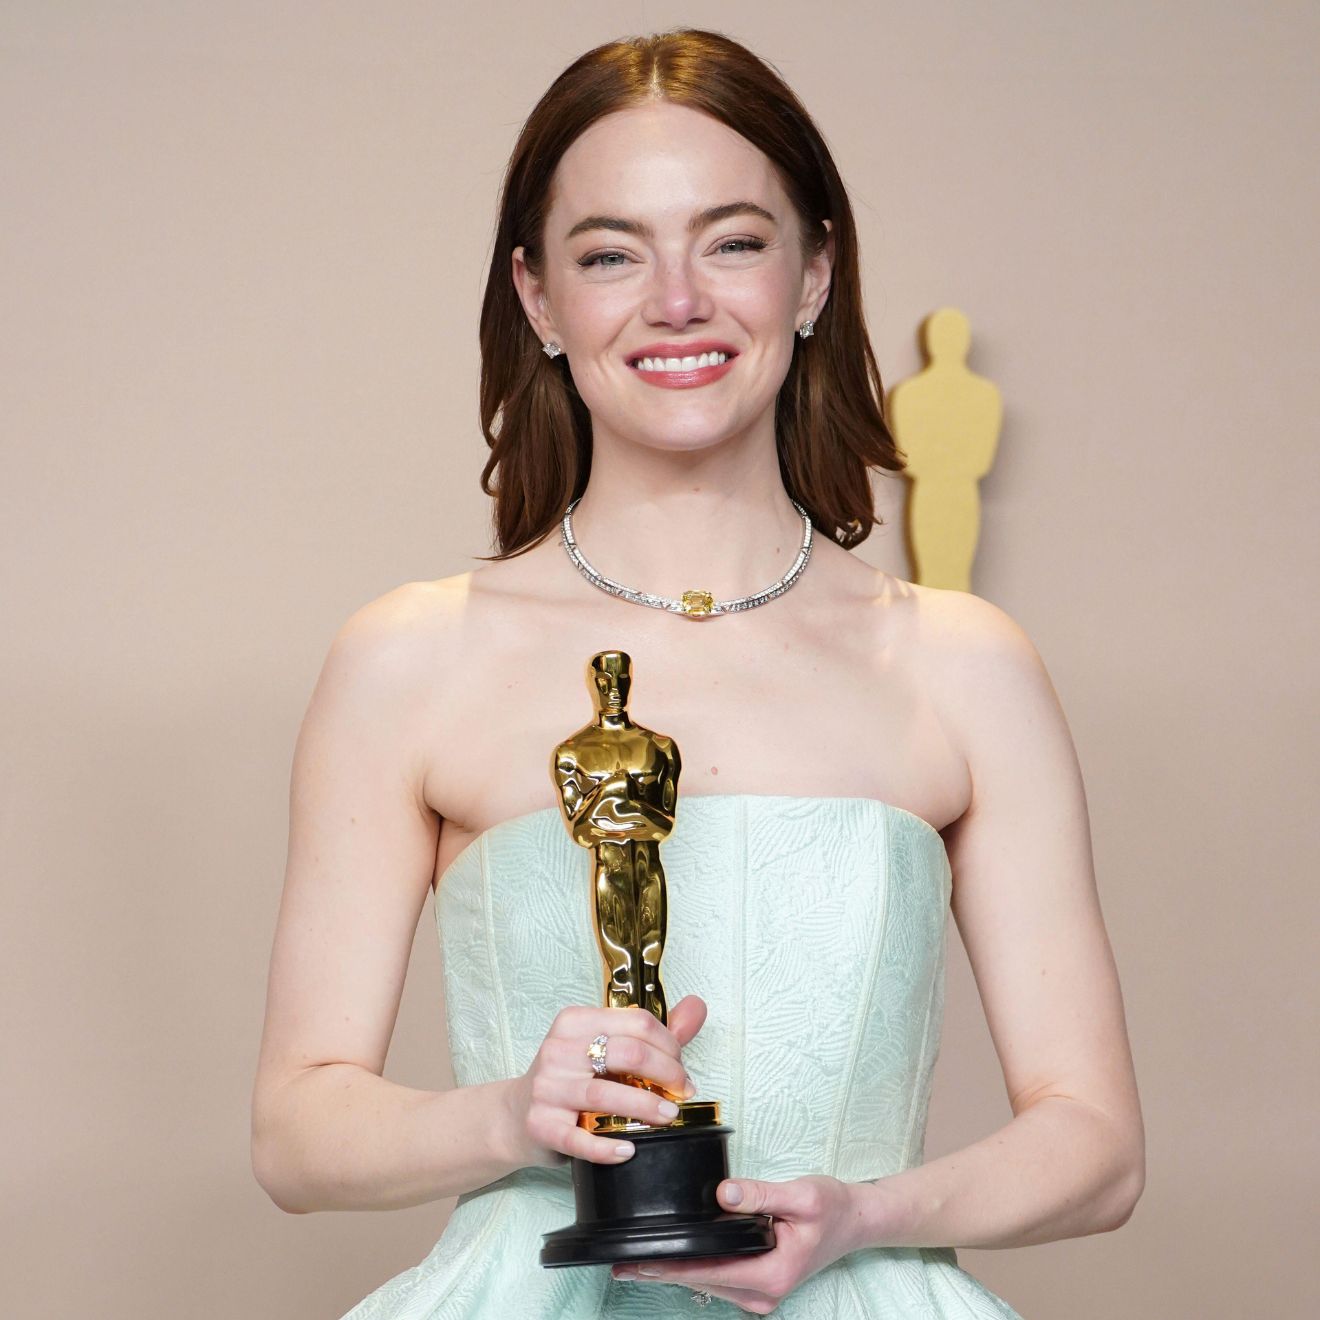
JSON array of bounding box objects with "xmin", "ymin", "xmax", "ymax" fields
[{"xmin": 577, "ymin": 237, "xmax": 768, "ymax": 269}]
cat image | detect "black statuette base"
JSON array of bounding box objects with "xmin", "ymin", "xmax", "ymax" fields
[{"xmin": 540, "ymin": 1122, "xmax": 776, "ymax": 1268}]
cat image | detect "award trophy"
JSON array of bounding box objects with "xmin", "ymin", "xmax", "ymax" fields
[{"xmin": 539, "ymin": 650, "xmax": 777, "ymax": 1269}]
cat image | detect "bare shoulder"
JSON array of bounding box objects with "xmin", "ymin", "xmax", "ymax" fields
[
  {"xmin": 873, "ymin": 578, "xmax": 1064, "ymax": 771},
  {"xmin": 326, "ymin": 573, "xmax": 471, "ymax": 672},
  {"xmin": 336, "ymin": 573, "xmax": 472, "ymax": 645},
  {"xmin": 302, "ymin": 573, "xmax": 478, "ymax": 747},
  {"xmin": 899, "ymin": 580, "xmax": 1050, "ymax": 689}
]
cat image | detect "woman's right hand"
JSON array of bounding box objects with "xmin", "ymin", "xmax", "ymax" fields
[{"xmin": 501, "ymin": 995, "xmax": 708, "ymax": 1169}]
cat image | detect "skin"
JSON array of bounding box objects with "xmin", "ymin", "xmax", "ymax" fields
[{"xmin": 251, "ymin": 100, "xmax": 1144, "ymax": 1315}]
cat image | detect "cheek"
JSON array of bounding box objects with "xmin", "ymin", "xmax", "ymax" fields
[
  {"xmin": 559, "ymin": 281, "xmax": 632, "ymax": 339},
  {"xmin": 726, "ymin": 268, "xmax": 800, "ymax": 328}
]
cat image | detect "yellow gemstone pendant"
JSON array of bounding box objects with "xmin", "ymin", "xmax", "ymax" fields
[{"xmin": 680, "ymin": 589, "xmax": 715, "ymax": 616}]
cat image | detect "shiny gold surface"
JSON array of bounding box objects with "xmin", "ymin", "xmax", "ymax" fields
[
  {"xmin": 552, "ymin": 651, "xmax": 685, "ymax": 1104},
  {"xmin": 579, "ymin": 1099, "xmax": 721, "ymax": 1135}
]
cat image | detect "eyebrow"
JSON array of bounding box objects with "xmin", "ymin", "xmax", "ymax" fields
[{"xmin": 564, "ymin": 201, "xmax": 777, "ymax": 242}]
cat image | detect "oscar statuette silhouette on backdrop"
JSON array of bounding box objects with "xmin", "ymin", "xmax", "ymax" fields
[
  {"xmin": 888, "ymin": 306, "xmax": 1002, "ymax": 593},
  {"xmin": 539, "ymin": 651, "xmax": 776, "ymax": 1268}
]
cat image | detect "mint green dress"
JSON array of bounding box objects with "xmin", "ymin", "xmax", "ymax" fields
[{"xmin": 341, "ymin": 794, "xmax": 1025, "ymax": 1318}]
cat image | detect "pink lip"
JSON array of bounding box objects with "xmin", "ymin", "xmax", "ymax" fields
[
  {"xmin": 626, "ymin": 341, "xmax": 739, "ymax": 391},
  {"xmin": 630, "ymin": 357, "xmax": 736, "ymax": 389},
  {"xmin": 626, "ymin": 340, "xmax": 739, "ymax": 362}
]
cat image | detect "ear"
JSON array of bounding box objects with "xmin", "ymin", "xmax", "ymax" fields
[
  {"xmin": 796, "ymin": 217, "xmax": 834, "ymax": 327},
  {"xmin": 511, "ymin": 245, "xmax": 563, "ymax": 348}
]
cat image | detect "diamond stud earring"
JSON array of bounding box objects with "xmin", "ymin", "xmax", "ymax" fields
[
  {"xmin": 797, "ymin": 320, "xmax": 815, "ymax": 340},
  {"xmin": 542, "ymin": 341, "xmax": 563, "ymax": 358}
]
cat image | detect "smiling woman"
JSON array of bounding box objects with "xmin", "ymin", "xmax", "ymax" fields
[
  {"xmin": 251, "ymin": 25, "xmax": 1142, "ymax": 1320},
  {"xmin": 478, "ymin": 33, "xmax": 902, "ymax": 560}
]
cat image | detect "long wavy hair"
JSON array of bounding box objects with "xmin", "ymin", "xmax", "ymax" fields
[{"xmin": 478, "ymin": 27, "xmax": 904, "ymax": 559}]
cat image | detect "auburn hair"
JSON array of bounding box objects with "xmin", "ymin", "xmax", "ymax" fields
[{"xmin": 477, "ymin": 27, "xmax": 904, "ymax": 559}]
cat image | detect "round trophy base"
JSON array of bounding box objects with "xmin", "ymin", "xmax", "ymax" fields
[
  {"xmin": 540, "ymin": 1116, "xmax": 776, "ymax": 1268},
  {"xmin": 541, "ymin": 1208, "xmax": 776, "ymax": 1268}
]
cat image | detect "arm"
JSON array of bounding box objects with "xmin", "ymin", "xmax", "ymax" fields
[
  {"xmin": 846, "ymin": 593, "xmax": 1145, "ymax": 1250},
  {"xmin": 250, "ymin": 586, "xmax": 524, "ymax": 1214},
  {"xmin": 602, "ymin": 596, "xmax": 1143, "ymax": 1309}
]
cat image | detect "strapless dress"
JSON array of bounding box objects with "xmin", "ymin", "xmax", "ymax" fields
[{"xmin": 341, "ymin": 794, "xmax": 1025, "ymax": 1318}]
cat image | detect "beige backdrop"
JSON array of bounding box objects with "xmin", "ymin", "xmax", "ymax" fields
[{"xmin": 3, "ymin": 4, "xmax": 1317, "ymax": 1317}]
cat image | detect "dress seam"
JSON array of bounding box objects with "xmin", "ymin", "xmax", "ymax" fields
[
  {"xmin": 823, "ymin": 805, "xmax": 892, "ymax": 1177},
  {"xmin": 900, "ymin": 851, "xmax": 944, "ymax": 1168},
  {"xmin": 422, "ymin": 1193, "xmax": 510, "ymax": 1319},
  {"xmin": 735, "ymin": 796, "xmax": 748, "ymax": 1164},
  {"xmin": 840, "ymin": 1252, "xmax": 879, "ymax": 1320},
  {"xmin": 479, "ymin": 834, "xmax": 515, "ymax": 1080}
]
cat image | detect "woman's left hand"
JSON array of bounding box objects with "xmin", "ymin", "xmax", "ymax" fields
[{"xmin": 610, "ymin": 1175, "xmax": 864, "ymax": 1314}]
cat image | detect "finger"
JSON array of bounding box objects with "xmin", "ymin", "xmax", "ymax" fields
[
  {"xmin": 584, "ymin": 1031, "xmax": 691, "ymax": 1098},
  {"xmin": 556, "ymin": 1124, "xmax": 637, "ymax": 1167},
  {"xmin": 579, "ymin": 1075, "xmax": 686, "ymax": 1126},
  {"xmin": 666, "ymin": 994, "xmax": 708, "ymax": 1048},
  {"xmin": 546, "ymin": 1027, "xmax": 690, "ymax": 1099},
  {"xmin": 561, "ymin": 1004, "xmax": 684, "ymax": 1061},
  {"xmin": 719, "ymin": 1176, "xmax": 817, "ymax": 1218},
  {"xmin": 619, "ymin": 1253, "xmax": 770, "ymax": 1291}
]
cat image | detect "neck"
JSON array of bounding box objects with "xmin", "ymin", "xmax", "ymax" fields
[{"xmin": 568, "ymin": 418, "xmax": 804, "ymax": 600}]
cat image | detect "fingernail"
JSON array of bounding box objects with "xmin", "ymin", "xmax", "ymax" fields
[
  {"xmin": 683, "ymin": 1074, "xmax": 697, "ymax": 1098},
  {"xmin": 722, "ymin": 1182, "xmax": 743, "ymax": 1205},
  {"xmin": 615, "ymin": 1268, "xmax": 637, "ymax": 1280},
  {"xmin": 637, "ymin": 1265, "xmax": 662, "ymax": 1277},
  {"xmin": 658, "ymin": 1099, "xmax": 679, "ymax": 1118},
  {"xmin": 614, "ymin": 1141, "xmax": 635, "ymax": 1159}
]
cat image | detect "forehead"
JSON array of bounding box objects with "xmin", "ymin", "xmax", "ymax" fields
[{"xmin": 547, "ymin": 102, "xmax": 785, "ymax": 230}]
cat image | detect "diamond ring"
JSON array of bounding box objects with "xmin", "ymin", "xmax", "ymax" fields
[
  {"xmin": 690, "ymin": 1289, "xmax": 713, "ymax": 1306},
  {"xmin": 587, "ymin": 1033, "xmax": 609, "ymax": 1077}
]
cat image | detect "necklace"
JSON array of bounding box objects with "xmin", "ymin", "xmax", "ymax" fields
[{"xmin": 560, "ymin": 496, "xmax": 815, "ymax": 618}]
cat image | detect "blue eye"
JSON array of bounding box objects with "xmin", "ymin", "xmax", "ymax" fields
[
  {"xmin": 577, "ymin": 237, "xmax": 767, "ymax": 269},
  {"xmin": 578, "ymin": 251, "xmax": 628, "ymax": 269}
]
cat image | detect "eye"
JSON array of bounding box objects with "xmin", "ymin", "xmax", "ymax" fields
[
  {"xmin": 578, "ymin": 250, "xmax": 629, "ymax": 269},
  {"xmin": 716, "ymin": 237, "xmax": 768, "ymax": 255}
]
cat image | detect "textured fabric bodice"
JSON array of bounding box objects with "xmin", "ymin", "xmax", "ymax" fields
[{"xmin": 342, "ymin": 795, "xmax": 1025, "ymax": 1319}]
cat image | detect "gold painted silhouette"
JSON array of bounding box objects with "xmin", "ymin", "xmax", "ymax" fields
[
  {"xmin": 888, "ymin": 307, "xmax": 1002, "ymax": 592},
  {"xmin": 551, "ymin": 651, "xmax": 681, "ymax": 1027}
]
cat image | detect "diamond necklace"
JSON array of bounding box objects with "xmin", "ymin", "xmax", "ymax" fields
[{"xmin": 560, "ymin": 496, "xmax": 815, "ymax": 618}]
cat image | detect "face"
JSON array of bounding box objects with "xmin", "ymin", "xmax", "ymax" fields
[
  {"xmin": 512, "ymin": 101, "xmax": 832, "ymax": 457},
  {"xmin": 590, "ymin": 653, "xmax": 629, "ymax": 713}
]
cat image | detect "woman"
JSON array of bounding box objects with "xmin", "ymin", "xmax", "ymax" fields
[{"xmin": 252, "ymin": 28, "xmax": 1144, "ymax": 1318}]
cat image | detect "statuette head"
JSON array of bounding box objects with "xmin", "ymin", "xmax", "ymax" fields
[{"xmin": 588, "ymin": 650, "xmax": 631, "ymax": 715}]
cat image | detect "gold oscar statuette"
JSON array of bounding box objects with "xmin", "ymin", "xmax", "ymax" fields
[{"xmin": 539, "ymin": 650, "xmax": 776, "ymax": 1268}]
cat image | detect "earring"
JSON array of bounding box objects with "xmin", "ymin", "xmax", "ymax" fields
[
  {"xmin": 542, "ymin": 341, "xmax": 563, "ymax": 359},
  {"xmin": 797, "ymin": 320, "xmax": 815, "ymax": 340}
]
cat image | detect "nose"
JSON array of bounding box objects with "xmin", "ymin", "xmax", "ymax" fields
[{"xmin": 641, "ymin": 254, "xmax": 713, "ymax": 330}]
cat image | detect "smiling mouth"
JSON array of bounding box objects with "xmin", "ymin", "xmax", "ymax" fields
[{"xmin": 628, "ymin": 350, "xmax": 737, "ymax": 374}]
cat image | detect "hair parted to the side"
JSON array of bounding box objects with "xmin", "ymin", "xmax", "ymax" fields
[{"xmin": 477, "ymin": 27, "xmax": 905, "ymax": 559}]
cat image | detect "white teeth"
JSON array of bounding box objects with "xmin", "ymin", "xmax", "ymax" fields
[{"xmin": 633, "ymin": 352, "xmax": 728, "ymax": 372}]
